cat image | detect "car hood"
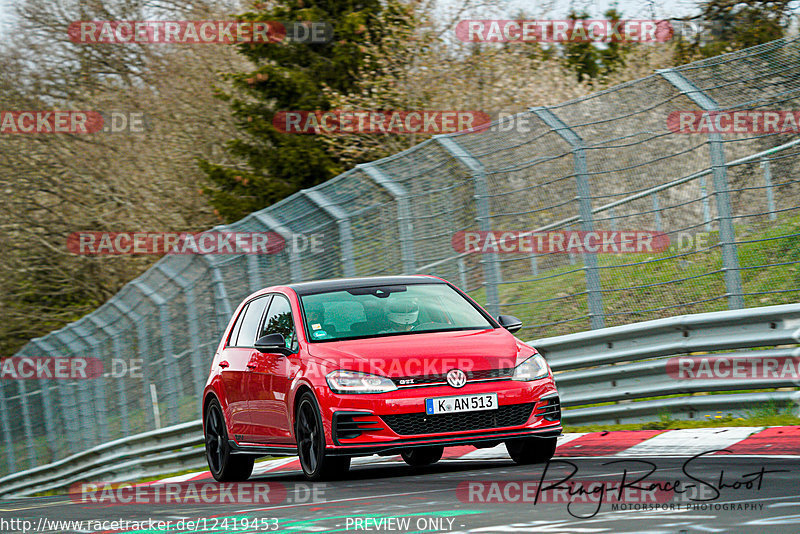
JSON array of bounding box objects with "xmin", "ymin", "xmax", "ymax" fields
[{"xmin": 307, "ymin": 328, "xmax": 525, "ymax": 377}]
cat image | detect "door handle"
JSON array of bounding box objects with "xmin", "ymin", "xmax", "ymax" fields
[
  {"xmin": 218, "ymin": 360, "xmax": 229, "ymax": 368},
  {"xmin": 246, "ymin": 363, "xmax": 257, "ymax": 369}
]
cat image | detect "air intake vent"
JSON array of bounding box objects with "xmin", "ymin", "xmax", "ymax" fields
[
  {"xmin": 332, "ymin": 412, "xmax": 384, "ymax": 441},
  {"xmin": 535, "ymin": 396, "xmax": 561, "ymax": 422}
]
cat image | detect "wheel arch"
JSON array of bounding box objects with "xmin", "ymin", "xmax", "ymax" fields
[
  {"xmin": 202, "ymin": 390, "xmax": 220, "ymax": 429},
  {"xmin": 292, "ymin": 383, "xmax": 316, "ymax": 425}
]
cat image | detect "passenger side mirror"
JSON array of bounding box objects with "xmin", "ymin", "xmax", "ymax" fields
[
  {"xmin": 497, "ymin": 314, "xmax": 523, "ymax": 334},
  {"xmin": 254, "ymin": 333, "xmax": 292, "ymax": 355}
]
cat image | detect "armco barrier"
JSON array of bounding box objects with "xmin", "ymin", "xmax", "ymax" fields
[
  {"xmin": 0, "ymin": 303, "xmax": 796, "ymax": 498},
  {"xmin": 0, "ymin": 421, "xmax": 204, "ymax": 498},
  {"xmin": 535, "ymin": 303, "xmax": 800, "ymax": 424}
]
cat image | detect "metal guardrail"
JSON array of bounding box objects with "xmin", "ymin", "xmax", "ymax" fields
[
  {"xmin": 562, "ymin": 391, "xmax": 797, "ymax": 427},
  {"xmin": 534, "ymin": 303, "xmax": 800, "ymax": 424},
  {"xmin": 534, "ymin": 303, "xmax": 800, "ymax": 371},
  {"xmin": 0, "ymin": 303, "xmax": 796, "ymax": 498},
  {"xmin": 0, "ymin": 421, "xmax": 204, "ymax": 498}
]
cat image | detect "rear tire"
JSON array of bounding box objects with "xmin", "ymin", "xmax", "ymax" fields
[
  {"xmin": 506, "ymin": 437, "xmax": 557, "ymax": 465},
  {"xmin": 204, "ymin": 399, "xmax": 254, "ymax": 481},
  {"xmin": 401, "ymin": 446, "xmax": 444, "ymax": 467},
  {"xmin": 295, "ymin": 392, "xmax": 350, "ymax": 481}
]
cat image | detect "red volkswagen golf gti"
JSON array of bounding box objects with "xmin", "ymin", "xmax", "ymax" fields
[{"xmin": 202, "ymin": 275, "xmax": 561, "ymax": 481}]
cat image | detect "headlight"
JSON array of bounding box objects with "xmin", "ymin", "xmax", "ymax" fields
[
  {"xmin": 512, "ymin": 354, "xmax": 549, "ymax": 381},
  {"xmin": 326, "ymin": 370, "xmax": 398, "ymax": 394}
]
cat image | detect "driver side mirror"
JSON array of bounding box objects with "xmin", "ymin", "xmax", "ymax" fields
[
  {"xmin": 497, "ymin": 315, "xmax": 522, "ymax": 334},
  {"xmin": 254, "ymin": 333, "xmax": 292, "ymax": 355}
]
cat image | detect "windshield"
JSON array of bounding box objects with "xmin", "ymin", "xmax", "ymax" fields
[{"xmin": 299, "ymin": 283, "xmax": 494, "ymax": 341}]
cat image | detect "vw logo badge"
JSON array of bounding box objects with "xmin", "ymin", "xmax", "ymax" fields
[{"xmin": 446, "ymin": 368, "xmax": 467, "ymax": 388}]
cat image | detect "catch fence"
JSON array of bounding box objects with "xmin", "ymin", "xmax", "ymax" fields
[{"xmin": 2, "ymin": 38, "xmax": 800, "ymax": 476}]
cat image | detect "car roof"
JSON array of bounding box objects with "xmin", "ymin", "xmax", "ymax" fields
[{"xmin": 287, "ymin": 275, "xmax": 446, "ymax": 296}]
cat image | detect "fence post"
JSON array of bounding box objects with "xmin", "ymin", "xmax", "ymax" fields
[
  {"xmin": 247, "ymin": 255, "xmax": 262, "ymax": 292},
  {"xmin": 72, "ymin": 322, "xmax": 110, "ymax": 444},
  {"xmin": 254, "ymin": 212, "xmax": 303, "ymax": 282},
  {"xmin": 36, "ymin": 375, "xmax": 57, "ymax": 463},
  {"xmin": 109, "ymin": 298, "xmax": 156, "ymax": 430},
  {"xmin": 156, "ymin": 262, "xmax": 206, "ymax": 399},
  {"xmin": 16, "ymin": 380, "xmax": 38, "ymax": 467},
  {"xmin": 0, "ymin": 381, "xmax": 16, "ymax": 474},
  {"xmin": 530, "ymin": 254, "xmax": 539, "ymax": 277},
  {"xmin": 436, "ymin": 135, "xmax": 501, "ymax": 316},
  {"xmin": 32, "ymin": 338, "xmax": 79, "ymax": 454},
  {"xmin": 202, "ymin": 256, "xmax": 234, "ymax": 335},
  {"xmin": 652, "ymin": 192, "xmax": 662, "ymax": 233},
  {"xmin": 359, "ymin": 163, "xmax": 417, "ymax": 274},
  {"xmin": 659, "ymin": 68, "xmax": 744, "ymax": 309},
  {"xmin": 131, "ymin": 280, "xmax": 181, "ymax": 426},
  {"xmin": 302, "ymin": 190, "xmax": 356, "ymax": 277},
  {"xmin": 761, "ymin": 157, "xmax": 777, "ymax": 221},
  {"xmin": 700, "ymin": 177, "xmax": 712, "ymax": 231},
  {"xmin": 53, "ymin": 329, "xmax": 97, "ymax": 448},
  {"xmin": 88, "ymin": 316, "xmax": 131, "ymax": 437},
  {"xmin": 532, "ymin": 107, "xmax": 605, "ymax": 329},
  {"xmin": 21, "ymin": 344, "xmax": 57, "ymax": 461}
]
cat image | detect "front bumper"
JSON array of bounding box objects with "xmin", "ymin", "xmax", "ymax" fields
[{"xmin": 317, "ymin": 378, "xmax": 561, "ymax": 456}]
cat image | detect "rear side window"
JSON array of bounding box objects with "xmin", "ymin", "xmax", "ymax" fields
[
  {"xmin": 233, "ymin": 296, "xmax": 270, "ymax": 347},
  {"xmin": 227, "ymin": 303, "xmax": 249, "ymax": 346}
]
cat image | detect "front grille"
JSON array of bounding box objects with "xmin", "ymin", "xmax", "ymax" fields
[
  {"xmin": 381, "ymin": 403, "xmax": 535, "ymax": 435},
  {"xmin": 392, "ymin": 367, "xmax": 514, "ymax": 387},
  {"xmin": 535, "ymin": 396, "xmax": 561, "ymax": 422}
]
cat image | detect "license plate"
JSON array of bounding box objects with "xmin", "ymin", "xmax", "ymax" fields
[{"xmin": 425, "ymin": 393, "xmax": 498, "ymax": 415}]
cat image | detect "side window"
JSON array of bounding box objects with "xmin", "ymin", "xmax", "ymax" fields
[
  {"xmin": 235, "ymin": 296, "xmax": 270, "ymax": 347},
  {"xmin": 226, "ymin": 303, "xmax": 249, "ymax": 347},
  {"xmin": 258, "ymin": 295, "xmax": 296, "ymax": 350}
]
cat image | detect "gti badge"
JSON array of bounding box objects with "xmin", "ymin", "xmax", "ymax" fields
[{"xmin": 446, "ymin": 368, "xmax": 467, "ymax": 388}]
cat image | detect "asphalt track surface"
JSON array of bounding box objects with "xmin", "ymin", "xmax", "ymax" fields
[{"xmin": 1, "ymin": 453, "xmax": 798, "ymax": 534}]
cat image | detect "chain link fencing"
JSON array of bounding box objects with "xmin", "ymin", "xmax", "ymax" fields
[{"xmin": 2, "ymin": 37, "xmax": 800, "ymax": 476}]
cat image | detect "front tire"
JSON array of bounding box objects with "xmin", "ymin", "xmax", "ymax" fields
[
  {"xmin": 506, "ymin": 437, "xmax": 557, "ymax": 465},
  {"xmin": 401, "ymin": 446, "xmax": 444, "ymax": 467},
  {"xmin": 204, "ymin": 399, "xmax": 254, "ymax": 481},
  {"xmin": 295, "ymin": 392, "xmax": 350, "ymax": 481}
]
